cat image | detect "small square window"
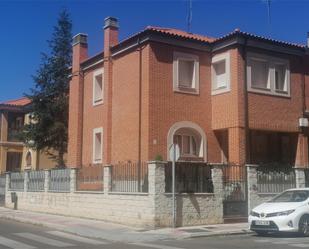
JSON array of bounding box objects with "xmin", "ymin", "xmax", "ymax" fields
[
  {"xmin": 251, "ymin": 59, "xmax": 269, "ymax": 89},
  {"xmin": 173, "ymin": 52, "xmax": 199, "ymax": 94},
  {"xmin": 211, "ymin": 52, "xmax": 230, "ymax": 95},
  {"xmin": 93, "ymin": 128, "xmax": 103, "ymax": 163},
  {"xmin": 178, "ymin": 60, "xmax": 195, "ymax": 88},
  {"xmin": 275, "ymin": 64, "xmax": 287, "ymax": 92},
  {"xmin": 93, "ymin": 69, "xmax": 104, "ymax": 106}
]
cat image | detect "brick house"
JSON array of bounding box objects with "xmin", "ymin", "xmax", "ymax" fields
[
  {"xmin": 0, "ymin": 97, "xmax": 59, "ymax": 173},
  {"xmin": 68, "ymin": 17, "xmax": 309, "ymax": 169}
]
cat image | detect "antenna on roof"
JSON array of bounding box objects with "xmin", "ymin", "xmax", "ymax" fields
[
  {"xmin": 187, "ymin": 0, "xmax": 192, "ymax": 33},
  {"xmin": 266, "ymin": 0, "xmax": 272, "ymax": 37}
]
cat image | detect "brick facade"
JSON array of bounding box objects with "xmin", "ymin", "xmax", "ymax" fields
[{"xmin": 67, "ymin": 17, "xmax": 309, "ymax": 169}]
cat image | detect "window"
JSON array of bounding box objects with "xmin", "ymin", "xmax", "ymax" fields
[
  {"xmin": 93, "ymin": 69, "xmax": 104, "ymax": 105},
  {"xmin": 93, "ymin": 128, "xmax": 103, "ymax": 164},
  {"xmin": 173, "ymin": 52, "xmax": 199, "ymax": 93},
  {"xmin": 212, "ymin": 52, "xmax": 230, "ymax": 95},
  {"xmin": 174, "ymin": 134, "xmax": 198, "ymax": 157},
  {"xmin": 26, "ymin": 151, "xmax": 32, "ymax": 167},
  {"xmin": 247, "ymin": 53, "xmax": 290, "ymax": 96}
]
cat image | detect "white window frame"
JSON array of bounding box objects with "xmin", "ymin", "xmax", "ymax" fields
[
  {"xmin": 92, "ymin": 68, "xmax": 104, "ymax": 106},
  {"xmin": 173, "ymin": 52, "xmax": 199, "ymax": 94},
  {"xmin": 247, "ymin": 53, "xmax": 290, "ymax": 97},
  {"xmin": 92, "ymin": 127, "xmax": 103, "ymax": 164},
  {"xmin": 211, "ymin": 52, "xmax": 231, "ymax": 95}
]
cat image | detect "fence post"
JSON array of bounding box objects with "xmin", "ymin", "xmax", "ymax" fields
[
  {"xmin": 24, "ymin": 170, "xmax": 29, "ymax": 192},
  {"xmin": 104, "ymin": 165, "xmax": 112, "ymax": 194},
  {"xmin": 70, "ymin": 168, "xmax": 77, "ymax": 193},
  {"xmin": 246, "ymin": 164, "xmax": 259, "ymax": 214},
  {"xmin": 5, "ymin": 172, "xmax": 10, "ymax": 192},
  {"xmin": 295, "ymin": 167, "xmax": 306, "ymax": 188},
  {"xmin": 210, "ymin": 164, "xmax": 224, "ymax": 223},
  {"xmin": 148, "ymin": 161, "xmax": 167, "ymax": 228},
  {"xmin": 44, "ymin": 169, "xmax": 50, "ymax": 192}
]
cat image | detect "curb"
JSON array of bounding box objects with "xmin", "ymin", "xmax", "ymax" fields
[{"xmin": 186, "ymin": 230, "xmax": 254, "ymax": 238}]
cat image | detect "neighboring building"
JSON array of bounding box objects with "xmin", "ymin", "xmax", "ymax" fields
[
  {"xmin": 68, "ymin": 17, "xmax": 309, "ymax": 169},
  {"xmin": 0, "ymin": 97, "xmax": 58, "ymax": 173}
]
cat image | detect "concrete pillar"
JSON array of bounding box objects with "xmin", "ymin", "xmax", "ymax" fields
[
  {"xmin": 295, "ymin": 168, "xmax": 306, "ymax": 188},
  {"xmin": 24, "ymin": 170, "xmax": 29, "ymax": 192},
  {"xmin": 210, "ymin": 164, "xmax": 224, "ymax": 199},
  {"xmin": 228, "ymin": 127, "xmax": 246, "ymax": 166},
  {"xmin": 148, "ymin": 161, "xmax": 167, "ymax": 228},
  {"xmin": 70, "ymin": 168, "xmax": 77, "ymax": 193},
  {"xmin": 44, "ymin": 169, "xmax": 50, "ymax": 192},
  {"xmin": 246, "ymin": 164, "xmax": 259, "ymax": 212},
  {"xmin": 5, "ymin": 172, "xmax": 10, "ymax": 192},
  {"xmin": 104, "ymin": 165, "xmax": 112, "ymax": 194},
  {"xmin": 0, "ymin": 112, "xmax": 8, "ymax": 142},
  {"xmin": 295, "ymin": 133, "xmax": 309, "ymax": 168}
]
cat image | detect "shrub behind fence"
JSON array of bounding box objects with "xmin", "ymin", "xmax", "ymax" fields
[
  {"xmin": 10, "ymin": 172, "xmax": 24, "ymax": 191},
  {"xmin": 111, "ymin": 162, "xmax": 148, "ymax": 193},
  {"xmin": 76, "ymin": 165, "xmax": 104, "ymax": 191},
  {"xmin": 257, "ymin": 164, "xmax": 296, "ymax": 193},
  {"xmin": 28, "ymin": 171, "xmax": 45, "ymax": 192},
  {"xmin": 49, "ymin": 169, "xmax": 70, "ymax": 192},
  {"xmin": 165, "ymin": 162, "xmax": 213, "ymax": 193}
]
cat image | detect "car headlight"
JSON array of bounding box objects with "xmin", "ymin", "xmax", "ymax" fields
[
  {"xmin": 267, "ymin": 209, "xmax": 295, "ymax": 217},
  {"xmin": 250, "ymin": 211, "xmax": 259, "ymax": 217}
]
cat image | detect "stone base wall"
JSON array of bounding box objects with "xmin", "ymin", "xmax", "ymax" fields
[
  {"xmin": 5, "ymin": 162, "xmax": 226, "ymax": 228},
  {"xmin": 5, "ymin": 191, "xmax": 154, "ymax": 228}
]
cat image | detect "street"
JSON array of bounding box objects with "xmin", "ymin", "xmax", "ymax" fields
[{"xmin": 0, "ymin": 218, "xmax": 309, "ymax": 249}]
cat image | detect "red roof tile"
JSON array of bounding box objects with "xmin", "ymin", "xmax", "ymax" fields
[
  {"xmin": 1, "ymin": 97, "xmax": 31, "ymax": 106},
  {"xmin": 146, "ymin": 26, "xmax": 215, "ymax": 43}
]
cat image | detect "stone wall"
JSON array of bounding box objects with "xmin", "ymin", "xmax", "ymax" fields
[{"xmin": 5, "ymin": 162, "xmax": 225, "ymax": 228}]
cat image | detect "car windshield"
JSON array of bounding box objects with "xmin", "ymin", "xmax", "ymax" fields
[{"xmin": 270, "ymin": 190, "xmax": 309, "ymax": 203}]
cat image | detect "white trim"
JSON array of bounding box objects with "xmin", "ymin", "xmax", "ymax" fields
[
  {"xmin": 173, "ymin": 52, "xmax": 199, "ymax": 94},
  {"xmin": 211, "ymin": 52, "xmax": 231, "ymax": 95},
  {"xmin": 92, "ymin": 68, "xmax": 104, "ymax": 106},
  {"xmin": 167, "ymin": 121, "xmax": 207, "ymax": 161},
  {"xmin": 92, "ymin": 127, "xmax": 103, "ymax": 164},
  {"xmin": 247, "ymin": 53, "xmax": 290, "ymax": 97}
]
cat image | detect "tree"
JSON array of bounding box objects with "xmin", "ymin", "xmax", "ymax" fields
[{"xmin": 22, "ymin": 10, "xmax": 72, "ymax": 167}]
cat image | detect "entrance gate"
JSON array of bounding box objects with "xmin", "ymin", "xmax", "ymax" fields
[
  {"xmin": 222, "ymin": 165, "xmax": 248, "ymax": 222},
  {"xmin": 0, "ymin": 174, "xmax": 6, "ymax": 206}
]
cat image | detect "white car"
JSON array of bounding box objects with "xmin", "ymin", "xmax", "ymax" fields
[{"xmin": 249, "ymin": 188, "xmax": 309, "ymax": 236}]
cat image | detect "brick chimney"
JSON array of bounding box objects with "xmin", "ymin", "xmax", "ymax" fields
[
  {"xmin": 104, "ymin": 17, "xmax": 119, "ymax": 55},
  {"xmin": 67, "ymin": 33, "xmax": 88, "ymax": 168},
  {"xmin": 103, "ymin": 17, "xmax": 118, "ymax": 164}
]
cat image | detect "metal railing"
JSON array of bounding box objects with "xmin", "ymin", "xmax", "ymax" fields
[
  {"xmin": 76, "ymin": 165, "xmax": 104, "ymax": 191},
  {"xmin": 111, "ymin": 162, "xmax": 148, "ymax": 193},
  {"xmin": 28, "ymin": 171, "xmax": 45, "ymax": 192},
  {"xmin": 0, "ymin": 174, "xmax": 6, "ymax": 205},
  {"xmin": 305, "ymin": 169, "xmax": 309, "ymax": 188},
  {"xmin": 49, "ymin": 169, "xmax": 70, "ymax": 192},
  {"xmin": 257, "ymin": 164, "xmax": 296, "ymax": 193},
  {"xmin": 10, "ymin": 172, "xmax": 24, "ymax": 191},
  {"xmin": 165, "ymin": 162, "xmax": 213, "ymax": 193}
]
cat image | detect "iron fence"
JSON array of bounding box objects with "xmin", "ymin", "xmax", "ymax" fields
[
  {"xmin": 257, "ymin": 164, "xmax": 296, "ymax": 193},
  {"xmin": 10, "ymin": 172, "xmax": 24, "ymax": 191},
  {"xmin": 0, "ymin": 174, "xmax": 6, "ymax": 205},
  {"xmin": 49, "ymin": 168, "xmax": 70, "ymax": 192},
  {"xmin": 111, "ymin": 162, "xmax": 148, "ymax": 193},
  {"xmin": 222, "ymin": 165, "xmax": 247, "ymax": 201},
  {"xmin": 165, "ymin": 162, "xmax": 213, "ymax": 193},
  {"xmin": 305, "ymin": 169, "xmax": 309, "ymax": 188},
  {"xmin": 76, "ymin": 165, "xmax": 104, "ymax": 191},
  {"xmin": 28, "ymin": 170, "xmax": 45, "ymax": 192}
]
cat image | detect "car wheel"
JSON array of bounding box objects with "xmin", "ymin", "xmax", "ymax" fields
[{"xmin": 299, "ymin": 215, "xmax": 309, "ymax": 237}]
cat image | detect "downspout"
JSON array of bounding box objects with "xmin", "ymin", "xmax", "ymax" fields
[
  {"xmin": 243, "ymin": 38, "xmax": 251, "ymax": 164},
  {"xmin": 138, "ymin": 38, "xmax": 142, "ymax": 191}
]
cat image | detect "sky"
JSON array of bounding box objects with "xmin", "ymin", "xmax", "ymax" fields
[{"xmin": 0, "ymin": 0, "xmax": 309, "ymax": 102}]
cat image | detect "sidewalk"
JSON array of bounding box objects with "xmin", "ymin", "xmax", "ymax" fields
[{"xmin": 0, "ymin": 207, "xmax": 251, "ymax": 242}]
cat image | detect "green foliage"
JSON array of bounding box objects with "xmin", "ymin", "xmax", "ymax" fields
[
  {"xmin": 21, "ymin": 9, "xmax": 72, "ymax": 167},
  {"xmin": 154, "ymin": 154, "xmax": 163, "ymax": 161}
]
